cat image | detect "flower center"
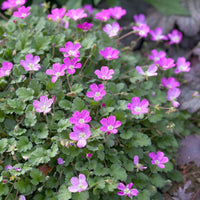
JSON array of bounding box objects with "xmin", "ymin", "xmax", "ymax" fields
[
  {"xmin": 124, "ymin": 188, "xmax": 130, "ymax": 194},
  {"xmin": 155, "ymin": 160, "xmax": 160, "ymax": 165},
  {"xmin": 106, "ymin": 55, "xmax": 111, "ymax": 59},
  {"xmin": 107, "ymin": 125, "xmax": 113, "ymax": 130},
  {"xmin": 79, "ymin": 119, "xmax": 84, "ymax": 124},
  {"xmin": 22, "ymin": 13, "xmax": 27, "ymax": 17},
  {"xmin": 28, "ymin": 63, "xmax": 34, "ymax": 69},
  {"xmin": 79, "ymin": 132, "xmax": 86, "ymax": 139},
  {"xmin": 42, "ymin": 105, "xmax": 47, "ymax": 111},
  {"xmin": 134, "ymin": 106, "xmax": 141, "ymax": 112},
  {"xmin": 69, "ymin": 65, "xmax": 74, "ymax": 69},
  {"xmin": 5, "ymin": 70, "xmax": 10, "ymax": 75},
  {"xmin": 56, "ymin": 72, "xmax": 60, "ymax": 76},
  {"xmin": 68, "ymin": 50, "xmax": 75, "ymax": 56},
  {"xmin": 102, "ymin": 75, "xmax": 106, "ymax": 79},
  {"xmin": 95, "ymin": 92, "xmax": 100, "ymax": 97}
]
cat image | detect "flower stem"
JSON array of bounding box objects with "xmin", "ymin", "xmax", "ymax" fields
[
  {"xmin": 117, "ymin": 31, "xmax": 134, "ymax": 41},
  {"xmin": 67, "ymin": 75, "xmax": 72, "ymax": 93},
  {"xmin": 10, "ymin": 74, "xmax": 20, "ymax": 88}
]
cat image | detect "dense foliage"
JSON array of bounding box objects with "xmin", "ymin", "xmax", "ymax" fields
[{"xmin": 0, "ymin": 1, "xmax": 194, "ymax": 200}]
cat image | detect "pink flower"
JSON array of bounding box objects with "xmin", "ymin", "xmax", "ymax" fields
[
  {"xmin": 109, "ymin": 6, "xmax": 126, "ymax": 20},
  {"xmin": 157, "ymin": 57, "xmax": 176, "ymax": 70},
  {"xmin": 132, "ymin": 23, "xmax": 150, "ymax": 38},
  {"xmin": 20, "ymin": 54, "xmax": 41, "ymax": 72},
  {"xmin": 47, "ymin": 8, "xmax": 66, "ymax": 22},
  {"xmin": 57, "ymin": 158, "xmax": 65, "ymax": 165},
  {"xmin": 161, "ymin": 77, "xmax": 180, "ymax": 89},
  {"xmin": 69, "ymin": 110, "xmax": 91, "ymax": 126},
  {"xmin": 100, "ymin": 115, "xmax": 121, "ymax": 134},
  {"xmin": 13, "ymin": 6, "xmax": 31, "ymax": 19},
  {"xmin": 95, "ymin": 9, "xmax": 110, "ymax": 21},
  {"xmin": 117, "ymin": 182, "xmax": 138, "ymax": 198},
  {"xmin": 86, "ymin": 153, "xmax": 92, "ymax": 158},
  {"xmin": 86, "ymin": 83, "xmax": 106, "ymax": 101},
  {"xmin": 94, "ymin": 66, "xmax": 114, "ymax": 80},
  {"xmin": 174, "ymin": 57, "xmax": 191, "ymax": 73},
  {"xmin": 103, "ymin": 22, "xmax": 121, "ymax": 37},
  {"xmin": 149, "ymin": 49, "xmax": 166, "ymax": 64},
  {"xmin": 133, "ymin": 155, "xmax": 147, "ymax": 172},
  {"xmin": 33, "ymin": 95, "xmax": 53, "ymax": 114},
  {"xmin": 149, "ymin": 151, "xmax": 169, "ymax": 169},
  {"xmin": 168, "ymin": 29, "xmax": 182, "ymax": 45},
  {"xmin": 46, "ymin": 63, "xmax": 65, "ymax": 83},
  {"xmin": 127, "ymin": 97, "xmax": 149, "ymax": 115},
  {"xmin": 83, "ymin": 4, "xmax": 94, "ymax": 16},
  {"xmin": 63, "ymin": 57, "xmax": 82, "ymax": 74},
  {"xmin": 60, "ymin": 41, "xmax": 81, "ymax": 58},
  {"xmin": 77, "ymin": 22, "xmax": 93, "ymax": 31},
  {"xmin": 167, "ymin": 88, "xmax": 181, "ymax": 107},
  {"xmin": 1, "ymin": 0, "xmax": 26, "ymax": 10},
  {"xmin": 69, "ymin": 124, "xmax": 91, "ymax": 148},
  {"xmin": 65, "ymin": 8, "xmax": 87, "ymax": 21},
  {"xmin": 136, "ymin": 64, "xmax": 158, "ymax": 77},
  {"xmin": 68, "ymin": 174, "xmax": 88, "ymax": 193},
  {"xmin": 0, "ymin": 61, "xmax": 13, "ymax": 78},
  {"xmin": 149, "ymin": 27, "xmax": 168, "ymax": 41},
  {"xmin": 99, "ymin": 47, "xmax": 120, "ymax": 60},
  {"xmin": 19, "ymin": 195, "xmax": 26, "ymax": 200},
  {"xmin": 133, "ymin": 14, "xmax": 146, "ymax": 26}
]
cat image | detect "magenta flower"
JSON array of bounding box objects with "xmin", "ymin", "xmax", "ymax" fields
[
  {"xmin": 33, "ymin": 95, "xmax": 53, "ymax": 114},
  {"xmin": 132, "ymin": 23, "xmax": 150, "ymax": 38},
  {"xmin": 46, "ymin": 63, "xmax": 65, "ymax": 83},
  {"xmin": 133, "ymin": 14, "xmax": 146, "ymax": 26},
  {"xmin": 161, "ymin": 77, "xmax": 180, "ymax": 89},
  {"xmin": 100, "ymin": 115, "xmax": 121, "ymax": 134},
  {"xmin": 149, "ymin": 49, "xmax": 166, "ymax": 64},
  {"xmin": 167, "ymin": 88, "xmax": 181, "ymax": 107},
  {"xmin": 20, "ymin": 54, "xmax": 41, "ymax": 72},
  {"xmin": 174, "ymin": 57, "xmax": 191, "ymax": 74},
  {"xmin": 1, "ymin": 0, "xmax": 26, "ymax": 10},
  {"xmin": 68, "ymin": 174, "xmax": 88, "ymax": 193},
  {"xmin": 117, "ymin": 182, "xmax": 138, "ymax": 198},
  {"xmin": 47, "ymin": 8, "xmax": 66, "ymax": 22},
  {"xmin": 83, "ymin": 4, "xmax": 94, "ymax": 16},
  {"xmin": 57, "ymin": 158, "xmax": 65, "ymax": 165},
  {"xmin": 136, "ymin": 64, "xmax": 157, "ymax": 78},
  {"xmin": 109, "ymin": 6, "xmax": 126, "ymax": 20},
  {"xmin": 0, "ymin": 61, "xmax": 13, "ymax": 78},
  {"xmin": 95, "ymin": 9, "xmax": 110, "ymax": 21},
  {"xmin": 86, "ymin": 83, "xmax": 106, "ymax": 101},
  {"xmin": 65, "ymin": 8, "xmax": 87, "ymax": 21},
  {"xmin": 94, "ymin": 66, "xmax": 114, "ymax": 80},
  {"xmin": 157, "ymin": 57, "xmax": 176, "ymax": 70},
  {"xmin": 86, "ymin": 153, "xmax": 92, "ymax": 158},
  {"xmin": 77, "ymin": 22, "xmax": 93, "ymax": 31},
  {"xmin": 168, "ymin": 29, "xmax": 182, "ymax": 45},
  {"xmin": 13, "ymin": 6, "xmax": 31, "ymax": 19},
  {"xmin": 149, "ymin": 151, "xmax": 169, "ymax": 169},
  {"xmin": 133, "ymin": 155, "xmax": 147, "ymax": 172},
  {"xmin": 19, "ymin": 195, "xmax": 26, "ymax": 200},
  {"xmin": 60, "ymin": 41, "xmax": 81, "ymax": 58},
  {"xmin": 149, "ymin": 27, "xmax": 168, "ymax": 41},
  {"xmin": 5, "ymin": 165, "xmax": 13, "ymax": 170},
  {"xmin": 127, "ymin": 97, "xmax": 149, "ymax": 115},
  {"xmin": 103, "ymin": 22, "xmax": 121, "ymax": 37},
  {"xmin": 69, "ymin": 124, "xmax": 91, "ymax": 148},
  {"xmin": 69, "ymin": 110, "xmax": 91, "ymax": 126},
  {"xmin": 63, "ymin": 57, "xmax": 82, "ymax": 74},
  {"xmin": 99, "ymin": 47, "xmax": 120, "ymax": 60}
]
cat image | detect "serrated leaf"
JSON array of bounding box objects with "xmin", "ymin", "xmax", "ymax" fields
[
  {"xmin": 151, "ymin": 174, "xmax": 165, "ymax": 188},
  {"xmin": 94, "ymin": 164, "xmax": 109, "ymax": 176},
  {"xmin": 100, "ymin": 107, "xmax": 114, "ymax": 116},
  {"xmin": 52, "ymin": 34, "xmax": 65, "ymax": 47},
  {"xmin": 0, "ymin": 182, "xmax": 9, "ymax": 195},
  {"xmin": 58, "ymin": 185, "xmax": 72, "ymax": 200},
  {"xmin": 34, "ymin": 123, "xmax": 48, "ymax": 139},
  {"xmin": 35, "ymin": 17, "xmax": 46, "ymax": 32},
  {"xmin": 30, "ymin": 168, "xmax": 45, "ymax": 185},
  {"xmin": 0, "ymin": 138, "xmax": 8, "ymax": 153},
  {"xmin": 16, "ymin": 87, "xmax": 34, "ymax": 101},
  {"xmin": 0, "ymin": 110, "xmax": 5, "ymax": 122},
  {"xmin": 59, "ymin": 99, "xmax": 72, "ymax": 111},
  {"xmin": 14, "ymin": 178, "xmax": 35, "ymax": 194},
  {"xmin": 28, "ymin": 79, "xmax": 42, "ymax": 97},
  {"xmin": 82, "ymin": 34, "xmax": 96, "ymax": 49},
  {"xmin": 58, "ymin": 119, "xmax": 71, "ymax": 133},
  {"xmin": 72, "ymin": 97, "xmax": 87, "ymax": 112},
  {"xmin": 17, "ymin": 136, "xmax": 32, "ymax": 152},
  {"xmin": 25, "ymin": 111, "xmax": 37, "ymax": 127},
  {"xmin": 131, "ymin": 132, "xmax": 151, "ymax": 147},
  {"xmin": 73, "ymin": 191, "xmax": 89, "ymax": 200},
  {"xmin": 148, "ymin": 112, "xmax": 163, "ymax": 123},
  {"xmin": 109, "ymin": 164, "xmax": 127, "ymax": 181}
]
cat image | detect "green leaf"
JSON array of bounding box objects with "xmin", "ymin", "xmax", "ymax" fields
[
  {"xmin": 157, "ymin": 134, "xmax": 178, "ymax": 148},
  {"xmin": 109, "ymin": 164, "xmax": 127, "ymax": 181},
  {"xmin": 25, "ymin": 111, "xmax": 37, "ymax": 127},
  {"xmin": 65, "ymin": 0, "xmax": 82, "ymax": 9},
  {"xmin": 9, "ymin": 126, "xmax": 27, "ymax": 136},
  {"xmin": 72, "ymin": 83, "xmax": 84, "ymax": 94},
  {"xmin": 100, "ymin": 107, "xmax": 114, "ymax": 116},
  {"xmin": 143, "ymin": 0, "xmax": 190, "ymax": 16},
  {"xmin": 150, "ymin": 174, "xmax": 165, "ymax": 188},
  {"xmin": 28, "ymin": 79, "xmax": 42, "ymax": 97},
  {"xmin": 14, "ymin": 178, "xmax": 35, "ymax": 194},
  {"xmin": 17, "ymin": 136, "xmax": 32, "ymax": 152},
  {"xmin": 120, "ymin": 129, "xmax": 136, "ymax": 140},
  {"xmin": 30, "ymin": 168, "xmax": 45, "ymax": 185},
  {"xmin": 34, "ymin": 123, "xmax": 48, "ymax": 139},
  {"xmin": 94, "ymin": 164, "xmax": 109, "ymax": 176},
  {"xmin": 59, "ymin": 99, "xmax": 72, "ymax": 111},
  {"xmin": 0, "ymin": 138, "xmax": 8, "ymax": 153},
  {"xmin": 58, "ymin": 119, "xmax": 71, "ymax": 133},
  {"xmin": 131, "ymin": 132, "xmax": 151, "ymax": 147},
  {"xmin": 35, "ymin": 17, "xmax": 46, "ymax": 32},
  {"xmin": 0, "ymin": 110, "xmax": 5, "ymax": 122},
  {"xmin": 72, "ymin": 97, "xmax": 87, "ymax": 112},
  {"xmin": 52, "ymin": 34, "xmax": 65, "ymax": 47},
  {"xmin": 73, "ymin": 191, "xmax": 89, "ymax": 200},
  {"xmin": 167, "ymin": 170, "xmax": 182, "ymax": 182},
  {"xmin": 106, "ymin": 82, "xmax": 118, "ymax": 94},
  {"xmin": 58, "ymin": 185, "xmax": 72, "ymax": 200},
  {"xmin": 148, "ymin": 112, "xmax": 163, "ymax": 123},
  {"xmin": 16, "ymin": 87, "xmax": 34, "ymax": 101},
  {"xmin": 136, "ymin": 189, "xmax": 151, "ymax": 200},
  {"xmin": 82, "ymin": 34, "xmax": 96, "ymax": 49},
  {"xmin": 0, "ymin": 182, "xmax": 9, "ymax": 196}
]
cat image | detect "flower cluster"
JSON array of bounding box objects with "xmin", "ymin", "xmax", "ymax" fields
[
  {"xmin": 1, "ymin": 0, "xmax": 26, "ymax": 10},
  {"xmin": 0, "ymin": 61, "xmax": 13, "ymax": 78}
]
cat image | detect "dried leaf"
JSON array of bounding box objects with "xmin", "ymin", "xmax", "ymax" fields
[{"xmin": 38, "ymin": 164, "xmax": 53, "ymax": 176}]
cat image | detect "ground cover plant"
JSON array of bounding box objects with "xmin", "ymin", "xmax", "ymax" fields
[{"xmin": 0, "ymin": 1, "xmax": 194, "ymax": 199}]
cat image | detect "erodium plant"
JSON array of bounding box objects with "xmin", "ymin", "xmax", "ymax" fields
[{"xmin": 0, "ymin": 1, "xmax": 194, "ymax": 200}]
